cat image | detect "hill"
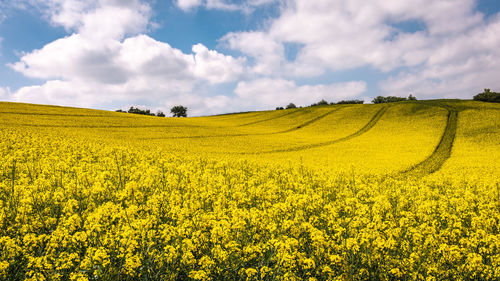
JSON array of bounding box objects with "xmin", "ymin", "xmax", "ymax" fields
[
  {"xmin": 1, "ymin": 100, "xmax": 498, "ymax": 176},
  {"xmin": 0, "ymin": 100, "xmax": 499, "ymax": 280}
]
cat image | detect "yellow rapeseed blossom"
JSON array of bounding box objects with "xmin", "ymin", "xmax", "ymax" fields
[{"xmin": 0, "ymin": 100, "xmax": 499, "ymax": 280}]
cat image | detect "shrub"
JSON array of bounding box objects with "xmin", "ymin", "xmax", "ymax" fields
[
  {"xmin": 310, "ymin": 99, "xmax": 329, "ymax": 106},
  {"xmin": 127, "ymin": 107, "xmax": 156, "ymax": 116},
  {"xmin": 276, "ymin": 107, "xmax": 284, "ymax": 110},
  {"xmin": 372, "ymin": 96, "xmax": 407, "ymax": 104},
  {"xmin": 286, "ymin": 103, "xmax": 297, "ymax": 109},
  {"xmin": 337, "ymin": 100, "xmax": 364, "ymax": 104},
  {"xmin": 408, "ymin": 94, "xmax": 417, "ymax": 101},
  {"xmin": 473, "ymin": 89, "xmax": 500, "ymax": 103}
]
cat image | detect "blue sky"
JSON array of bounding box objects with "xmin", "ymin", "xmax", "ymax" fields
[{"xmin": 1, "ymin": 0, "xmax": 500, "ymax": 115}]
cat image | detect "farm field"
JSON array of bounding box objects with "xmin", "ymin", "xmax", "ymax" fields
[{"xmin": 1, "ymin": 100, "xmax": 500, "ymax": 280}]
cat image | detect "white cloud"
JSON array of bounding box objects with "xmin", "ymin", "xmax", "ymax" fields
[
  {"xmin": 9, "ymin": 33, "xmax": 247, "ymax": 111},
  {"xmin": 176, "ymin": 0, "xmax": 276, "ymax": 13},
  {"xmin": 22, "ymin": 0, "xmax": 151, "ymax": 40},
  {"xmin": 192, "ymin": 43, "xmax": 246, "ymax": 84},
  {"xmin": 176, "ymin": 0, "xmax": 203, "ymax": 11},
  {"xmin": 222, "ymin": 31, "xmax": 284, "ymax": 76},
  {"xmin": 380, "ymin": 13, "xmax": 500, "ymax": 98},
  {"xmin": 234, "ymin": 78, "xmax": 367, "ymax": 108},
  {"xmin": 221, "ymin": 0, "xmax": 500, "ymax": 99},
  {"xmin": 7, "ymin": 0, "xmax": 250, "ymax": 115}
]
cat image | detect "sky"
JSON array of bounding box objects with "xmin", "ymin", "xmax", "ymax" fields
[{"xmin": 0, "ymin": 0, "xmax": 500, "ymax": 116}]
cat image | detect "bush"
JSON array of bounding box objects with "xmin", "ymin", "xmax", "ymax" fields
[
  {"xmin": 127, "ymin": 107, "xmax": 156, "ymax": 116},
  {"xmin": 116, "ymin": 107, "xmax": 167, "ymax": 117},
  {"xmin": 276, "ymin": 107, "xmax": 284, "ymax": 110},
  {"xmin": 408, "ymin": 94, "xmax": 417, "ymax": 101},
  {"xmin": 473, "ymin": 89, "xmax": 500, "ymax": 103},
  {"xmin": 171, "ymin": 105, "xmax": 188, "ymax": 117},
  {"xmin": 310, "ymin": 99, "xmax": 329, "ymax": 106},
  {"xmin": 337, "ymin": 100, "xmax": 364, "ymax": 104},
  {"xmin": 372, "ymin": 96, "xmax": 407, "ymax": 104},
  {"xmin": 286, "ymin": 103, "xmax": 297, "ymax": 109}
]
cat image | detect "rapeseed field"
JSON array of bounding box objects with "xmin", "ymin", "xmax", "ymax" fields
[{"xmin": 1, "ymin": 100, "xmax": 499, "ymax": 280}]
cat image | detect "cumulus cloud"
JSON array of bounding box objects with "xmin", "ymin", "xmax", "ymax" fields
[
  {"xmin": 6, "ymin": 0, "xmax": 250, "ymax": 115},
  {"xmin": 380, "ymin": 13, "xmax": 500, "ymax": 98},
  {"xmin": 221, "ymin": 0, "xmax": 500, "ymax": 99},
  {"xmin": 176, "ymin": 0, "xmax": 203, "ymax": 11},
  {"xmin": 176, "ymin": 0, "xmax": 276, "ymax": 13},
  {"xmin": 192, "ymin": 43, "xmax": 246, "ymax": 84},
  {"xmin": 9, "ymin": 33, "xmax": 247, "ymax": 111},
  {"xmin": 35, "ymin": 0, "xmax": 151, "ymax": 39}
]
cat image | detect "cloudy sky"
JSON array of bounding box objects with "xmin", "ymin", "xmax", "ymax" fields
[{"xmin": 0, "ymin": 0, "xmax": 499, "ymax": 115}]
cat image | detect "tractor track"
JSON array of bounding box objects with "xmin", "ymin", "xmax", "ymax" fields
[
  {"xmin": 141, "ymin": 107, "xmax": 343, "ymax": 140},
  {"xmin": 1, "ymin": 123, "xmax": 204, "ymax": 128},
  {"xmin": 238, "ymin": 105, "xmax": 389, "ymax": 154},
  {"xmin": 0, "ymin": 111, "xmax": 135, "ymax": 117},
  {"xmin": 237, "ymin": 109, "xmax": 303, "ymax": 126},
  {"xmin": 398, "ymin": 105, "xmax": 458, "ymax": 177}
]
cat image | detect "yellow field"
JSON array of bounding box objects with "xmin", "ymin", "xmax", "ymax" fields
[{"xmin": 1, "ymin": 100, "xmax": 499, "ymax": 280}]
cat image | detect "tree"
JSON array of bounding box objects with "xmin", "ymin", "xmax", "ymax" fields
[
  {"xmin": 276, "ymin": 107, "xmax": 284, "ymax": 110},
  {"xmin": 473, "ymin": 88, "xmax": 500, "ymax": 103},
  {"xmin": 127, "ymin": 106, "xmax": 155, "ymax": 116},
  {"xmin": 337, "ymin": 99, "xmax": 364, "ymax": 104},
  {"xmin": 286, "ymin": 103, "xmax": 297, "ymax": 109},
  {"xmin": 372, "ymin": 96, "xmax": 407, "ymax": 104},
  {"xmin": 156, "ymin": 111, "xmax": 166, "ymax": 117},
  {"xmin": 310, "ymin": 99, "xmax": 329, "ymax": 106},
  {"xmin": 317, "ymin": 99, "xmax": 328, "ymax": 106},
  {"xmin": 170, "ymin": 105, "xmax": 188, "ymax": 117},
  {"xmin": 408, "ymin": 94, "xmax": 417, "ymax": 101}
]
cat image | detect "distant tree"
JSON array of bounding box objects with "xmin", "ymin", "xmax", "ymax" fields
[
  {"xmin": 171, "ymin": 105, "xmax": 188, "ymax": 117},
  {"xmin": 310, "ymin": 99, "xmax": 329, "ymax": 106},
  {"xmin": 115, "ymin": 109, "xmax": 125, "ymax": 112},
  {"xmin": 127, "ymin": 106, "xmax": 155, "ymax": 116},
  {"xmin": 372, "ymin": 96, "xmax": 386, "ymax": 104},
  {"xmin": 408, "ymin": 94, "xmax": 417, "ymax": 101},
  {"xmin": 156, "ymin": 111, "xmax": 166, "ymax": 117},
  {"xmin": 337, "ymin": 99, "xmax": 364, "ymax": 104},
  {"xmin": 286, "ymin": 103, "xmax": 297, "ymax": 109},
  {"xmin": 473, "ymin": 88, "xmax": 500, "ymax": 103},
  {"xmin": 372, "ymin": 96, "xmax": 407, "ymax": 104},
  {"xmin": 276, "ymin": 107, "xmax": 284, "ymax": 110}
]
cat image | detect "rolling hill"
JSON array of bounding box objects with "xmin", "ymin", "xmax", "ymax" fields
[{"xmin": 0, "ymin": 100, "xmax": 499, "ymax": 280}]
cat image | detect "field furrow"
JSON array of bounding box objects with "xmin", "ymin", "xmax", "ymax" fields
[
  {"xmin": 400, "ymin": 106, "xmax": 458, "ymax": 177},
  {"xmin": 238, "ymin": 108, "xmax": 302, "ymax": 126},
  {"xmin": 247, "ymin": 105, "xmax": 389, "ymax": 154}
]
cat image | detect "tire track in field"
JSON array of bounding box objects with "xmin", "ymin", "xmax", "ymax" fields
[
  {"xmin": 238, "ymin": 109, "xmax": 303, "ymax": 126},
  {"xmin": 238, "ymin": 105, "xmax": 389, "ymax": 154},
  {"xmin": 0, "ymin": 123, "xmax": 204, "ymax": 128},
  {"xmin": 142, "ymin": 107, "xmax": 343, "ymax": 140},
  {"xmin": 0, "ymin": 111, "xmax": 135, "ymax": 117},
  {"xmin": 398, "ymin": 105, "xmax": 458, "ymax": 177}
]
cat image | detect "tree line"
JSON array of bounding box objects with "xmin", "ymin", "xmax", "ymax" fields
[{"xmin": 116, "ymin": 106, "xmax": 188, "ymax": 117}]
